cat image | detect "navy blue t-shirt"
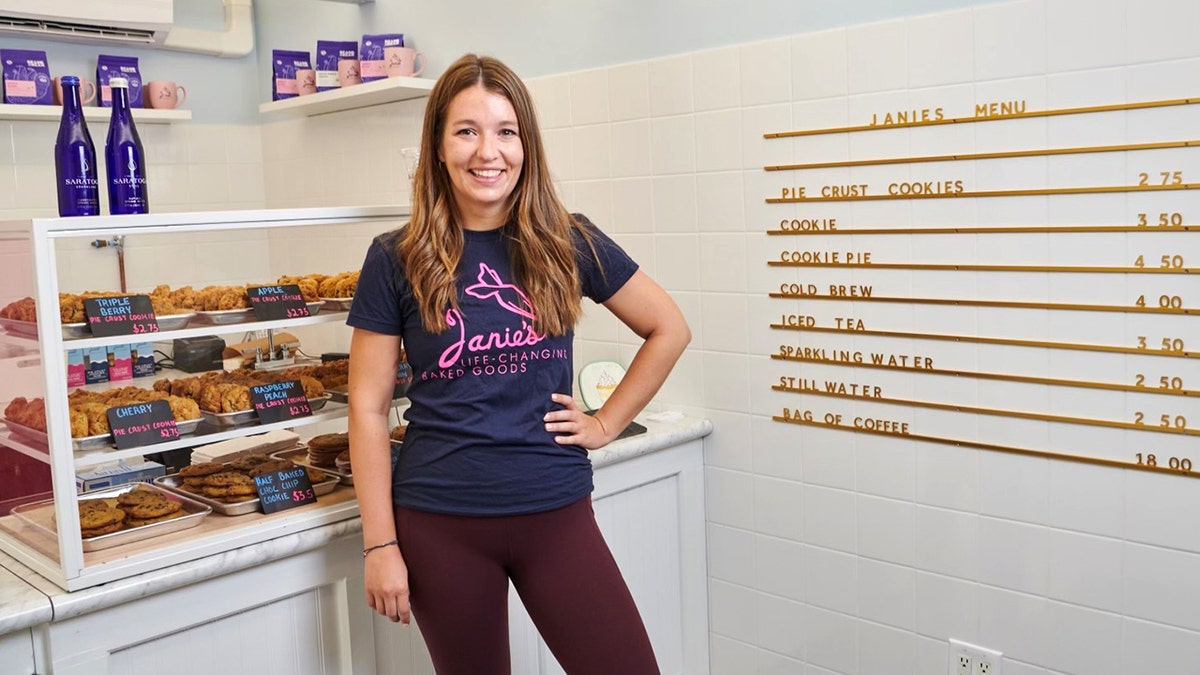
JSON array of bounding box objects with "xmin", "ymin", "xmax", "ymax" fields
[{"xmin": 346, "ymin": 215, "xmax": 638, "ymax": 516}]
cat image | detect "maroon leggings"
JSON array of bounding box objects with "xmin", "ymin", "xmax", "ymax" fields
[{"xmin": 394, "ymin": 496, "xmax": 660, "ymax": 675}]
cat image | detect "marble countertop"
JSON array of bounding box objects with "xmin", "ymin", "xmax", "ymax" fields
[
  {"xmin": 0, "ymin": 551, "xmax": 52, "ymax": 635},
  {"xmin": 0, "ymin": 412, "xmax": 710, "ymax": 635}
]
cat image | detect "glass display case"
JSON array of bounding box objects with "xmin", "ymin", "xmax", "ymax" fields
[{"xmin": 0, "ymin": 206, "xmax": 406, "ymax": 591}]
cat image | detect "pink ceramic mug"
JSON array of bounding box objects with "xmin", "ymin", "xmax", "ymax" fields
[
  {"xmin": 384, "ymin": 47, "xmax": 425, "ymax": 78},
  {"xmin": 52, "ymin": 76, "xmax": 97, "ymax": 105},
  {"xmin": 337, "ymin": 59, "xmax": 362, "ymax": 87},
  {"xmin": 144, "ymin": 80, "xmax": 187, "ymax": 109},
  {"xmin": 296, "ymin": 68, "xmax": 317, "ymax": 96}
]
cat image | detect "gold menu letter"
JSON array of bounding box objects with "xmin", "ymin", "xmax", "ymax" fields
[{"xmin": 974, "ymin": 100, "xmax": 1028, "ymax": 118}]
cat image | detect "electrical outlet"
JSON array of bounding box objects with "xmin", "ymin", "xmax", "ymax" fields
[{"xmin": 949, "ymin": 639, "xmax": 1003, "ymax": 675}]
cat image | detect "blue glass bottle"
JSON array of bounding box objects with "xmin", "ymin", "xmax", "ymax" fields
[
  {"xmin": 104, "ymin": 76, "xmax": 149, "ymax": 214},
  {"xmin": 53, "ymin": 76, "xmax": 99, "ymax": 217}
]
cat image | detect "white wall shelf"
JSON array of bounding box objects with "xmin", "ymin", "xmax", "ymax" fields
[
  {"xmin": 0, "ymin": 104, "xmax": 191, "ymax": 124},
  {"xmin": 258, "ymin": 76, "xmax": 433, "ymax": 118}
]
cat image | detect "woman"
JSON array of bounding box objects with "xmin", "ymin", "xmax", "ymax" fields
[{"xmin": 346, "ymin": 53, "xmax": 689, "ymax": 675}]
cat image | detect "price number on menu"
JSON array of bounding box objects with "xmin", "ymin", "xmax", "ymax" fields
[
  {"xmin": 249, "ymin": 380, "xmax": 313, "ymax": 425},
  {"xmin": 1139, "ymin": 171, "xmax": 1184, "ymax": 186},
  {"xmin": 246, "ymin": 284, "xmax": 309, "ymax": 321},
  {"xmin": 1136, "ymin": 453, "xmax": 1194, "ymax": 473},
  {"xmin": 83, "ymin": 294, "xmax": 160, "ymax": 338},
  {"xmin": 1137, "ymin": 336, "xmax": 1186, "ymax": 353},
  {"xmin": 253, "ymin": 465, "xmax": 317, "ymax": 515},
  {"xmin": 1133, "ymin": 412, "xmax": 1188, "ymax": 430},
  {"xmin": 1135, "ymin": 374, "xmax": 1185, "ymax": 391},
  {"xmin": 105, "ymin": 400, "xmax": 179, "ymax": 450},
  {"xmin": 1137, "ymin": 213, "xmax": 1184, "ymax": 228},
  {"xmin": 1134, "ymin": 294, "xmax": 1184, "ymax": 310},
  {"xmin": 1134, "ymin": 255, "xmax": 1185, "ymax": 269}
]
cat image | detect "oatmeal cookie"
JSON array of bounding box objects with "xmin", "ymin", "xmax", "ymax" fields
[
  {"xmin": 79, "ymin": 504, "xmax": 125, "ymax": 532},
  {"xmin": 81, "ymin": 520, "xmax": 125, "ymax": 538},
  {"xmin": 307, "ymin": 432, "xmax": 348, "ymax": 467},
  {"xmin": 116, "ymin": 488, "xmax": 168, "ymax": 507},
  {"xmin": 228, "ymin": 454, "xmax": 274, "ymax": 472},
  {"xmin": 77, "ymin": 499, "xmax": 110, "ymax": 515},
  {"xmin": 305, "ymin": 466, "xmax": 330, "ymax": 485},
  {"xmin": 247, "ymin": 458, "xmax": 296, "ymax": 477},
  {"xmin": 204, "ymin": 471, "xmax": 257, "ymax": 487},
  {"xmin": 126, "ymin": 511, "xmax": 185, "ymax": 528},
  {"xmin": 214, "ymin": 493, "xmax": 257, "ymax": 503},
  {"xmin": 202, "ymin": 484, "xmax": 257, "ymax": 499},
  {"xmin": 124, "ymin": 497, "xmax": 182, "ymax": 520},
  {"xmin": 179, "ymin": 462, "xmax": 225, "ymax": 478}
]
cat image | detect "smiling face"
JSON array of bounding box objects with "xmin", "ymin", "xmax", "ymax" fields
[{"xmin": 437, "ymin": 84, "xmax": 524, "ymax": 231}]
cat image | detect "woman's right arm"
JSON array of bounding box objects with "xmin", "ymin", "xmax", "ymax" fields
[{"xmin": 348, "ymin": 327, "xmax": 410, "ymax": 624}]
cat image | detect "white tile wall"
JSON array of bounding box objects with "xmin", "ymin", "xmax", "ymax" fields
[
  {"xmin": 0, "ymin": 122, "xmax": 267, "ymax": 293},
  {"xmin": 692, "ymin": 47, "xmax": 741, "ymax": 113},
  {"xmin": 569, "ymin": 68, "xmax": 610, "ymax": 126},
  {"xmin": 2, "ymin": 122, "xmax": 265, "ymax": 220}
]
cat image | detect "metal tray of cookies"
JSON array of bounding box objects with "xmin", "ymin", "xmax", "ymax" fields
[
  {"xmin": 154, "ymin": 468, "xmax": 340, "ymax": 516},
  {"xmin": 198, "ymin": 393, "xmax": 331, "ymax": 427},
  {"xmin": 320, "ymin": 296, "xmax": 353, "ymax": 311},
  {"xmin": 271, "ymin": 446, "xmax": 353, "ymax": 485},
  {"xmin": 10, "ymin": 483, "xmax": 211, "ymax": 552},
  {"xmin": 192, "ymin": 301, "xmax": 323, "ymax": 326},
  {"xmin": 154, "ymin": 312, "xmax": 198, "ymax": 331},
  {"xmin": 61, "ymin": 322, "xmax": 91, "ymax": 339},
  {"xmin": 326, "ymin": 385, "xmax": 410, "ymax": 405},
  {"xmin": 4, "ymin": 418, "xmax": 201, "ymax": 451},
  {"xmin": 4, "ymin": 421, "xmax": 108, "ymax": 451},
  {"xmin": 63, "ymin": 312, "xmax": 196, "ymax": 338},
  {"xmin": 191, "ymin": 307, "xmax": 254, "ymax": 325}
]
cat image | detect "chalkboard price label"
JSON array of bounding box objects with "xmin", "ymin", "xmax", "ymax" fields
[
  {"xmin": 254, "ymin": 465, "xmax": 317, "ymax": 514},
  {"xmin": 246, "ymin": 284, "xmax": 309, "ymax": 321},
  {"xmin": 83, "ymin": 295, "xmax": 160, "ymax": 337},
  {"xmin": 106, "ymin": 400, "xmax": 179, "ymax": 450},
  {"xmin": 249, "ymin": 380, "xmax": 312, "ymax": 425}
]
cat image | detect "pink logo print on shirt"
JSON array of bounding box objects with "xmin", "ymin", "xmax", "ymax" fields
[
  {"xmin": 464, "ymin": 262, "xmax": 536, "ymax": 321},
  {"xmin": 438, "ymin": 263, "xmax": 546, "ymax": 369}
]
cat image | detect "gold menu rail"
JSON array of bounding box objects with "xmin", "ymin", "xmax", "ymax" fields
[
  {"xmin": 765, "ymin": 140, "xmax": 1200, "ymax": 171},
  {"xmin": 771, "ymin": 352, "xmax": 1199, "ymax": 398},
  {"xmin": 768, "ymin": 261, "xmax": 1199, "ymax": 274},
  {"xmin": 767, "ymin": 182, "xmax": 1200, "ymax": 204},
  {"xmin": 772, "ymin": 385, "xmax": 1198, "ymax": 436},
  {"xmin": 767, "ymin": 293, "xmax": 1198, "ymax": 315},
  {"xmin": 772, "ymin": 415, "xmax": 1200, "ymax": 479},
  {"xmin": 767, "ymin": 224, "xmax": 1200, "ymax": 236},
  {"xmin": 764, "ymin": 96, "xmax": 1200, "ymax": 139},
  {"xmin": 769, "ymin": 324, "xmax": 1198, "ymax": 360}
]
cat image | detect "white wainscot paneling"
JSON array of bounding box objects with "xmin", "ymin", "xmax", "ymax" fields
[
  {"xmin": 0, "ymin": 629, "xmax": 35, "ymax": 674},
  {"xmin": 39, "ymin": 539, "xmax": 375, "ymax": 675}
]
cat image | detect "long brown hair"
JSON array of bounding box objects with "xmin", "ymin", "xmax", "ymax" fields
[{"xmin": 399, "ymin": 53, "xmax": 589, "ymax": 336}]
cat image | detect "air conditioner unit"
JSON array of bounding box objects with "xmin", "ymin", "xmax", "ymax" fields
[{"xmin": 0, "ymin": 0, "xmax": 174, "ymax": 47}]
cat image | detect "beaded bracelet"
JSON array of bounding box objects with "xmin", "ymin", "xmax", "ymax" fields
[{"xmin": 362, "ymin": 539, "xmax": 399, "ymax": 557}]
